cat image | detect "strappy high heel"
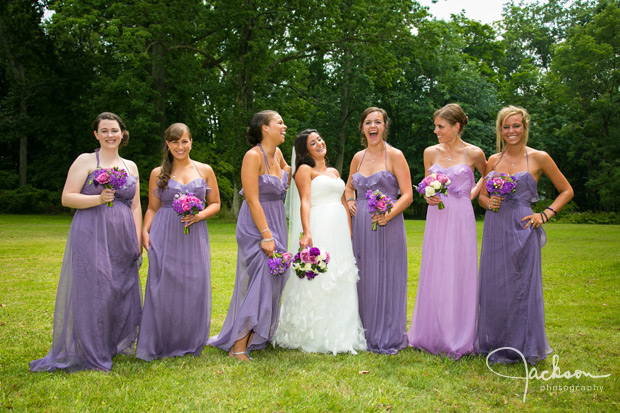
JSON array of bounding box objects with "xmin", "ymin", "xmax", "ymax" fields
[{"xmin": 229, "ymin": 351, "xmax": 251, "ymax": 361}]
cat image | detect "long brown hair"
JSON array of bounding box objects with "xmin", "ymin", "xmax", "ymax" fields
[{"xmin": 158, "ymin": 123, "xmax": 191, "ymax": 189}]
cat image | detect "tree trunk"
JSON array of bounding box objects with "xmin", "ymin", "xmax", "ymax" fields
[{"xmin": 335, "ymin": 51, "xmax": 353, "ymax": 174}]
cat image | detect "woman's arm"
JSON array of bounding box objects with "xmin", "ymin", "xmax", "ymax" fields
[
  {"xmin": 469, "ymin": 146, "xmax": 488, "ymax": 201},
  {"xmin": 242, "ymin": 149, "xmax": 276, "ymax": 257},
  {"xmin": 422, "ymin": 145, "xmax": 441, "ymax": 206},
  {"xmin": 478, "ymin": 153, "xmax": 503, "ymax": 211},
  {"xmin": 344, "ymin": 152, "xmax": 361, "ymax": 216},
  {"xmin": 126, "ymin": 160, "xmax": 142, "ymax": 254},
  {"xmin": 61, "ymin": 153, "xmax": 113, "ymax": 209},
  {"xmin": 295, "ymin": 165, "xmax": 313, "ymax": 249},
  {"xmin": 142, "ymin": 168, "xmax": 163, "ymax": 250},
  {"xmin": 523, "ymin": 150, "xmax": 574, "ymax": 229}
]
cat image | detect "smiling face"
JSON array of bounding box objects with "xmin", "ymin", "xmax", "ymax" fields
[
  {"xmin": 94, "ymin": 119, "xmax": 122, "ymax": 149},
  {"xmin": 433, "ymin": 116, "xmax": 460, "ymax": 144},
  {"xmin": 263, "ymin": 113, "xmax": 287, "ymax": 144},
  {"xmin": 501, "ymin": 114, "xmax": 525, "ymax": 147},
  {"xmin": 166, "ymin": 131, "xmax": 192, "ymax": 160},
  {"xmin": 306, "ymin": 132, "xmax": 327, "ymax": 161},
  {"xmin": 362, "ymin": 111, "xmax": 386, "ymax": 147}
]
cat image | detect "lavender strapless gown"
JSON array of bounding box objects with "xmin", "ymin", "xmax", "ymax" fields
[
  {"xmin": 208, "ymin": 172, "xmax": 289, "ymax": 352},
  {"xmin": 408, "ymin": 164, "xmax": 477, "ymax": 359},
  {"xmin": 351, "ymin": 170, "xmax": 408, "ymax": 354},
  {"xmin": 136, "ymin": 179, "xmax": 212, "ymax": 360},
  {"xmin": 30, "ymin": 167, "xmax": 142, "ymax": 372},
  {"xmin": 475, "ymin": 171, "xmax": 551, "ymax": 364}
]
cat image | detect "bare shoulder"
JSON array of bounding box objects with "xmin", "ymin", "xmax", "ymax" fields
[
  {"xmin": 424, "ymin": 145, "xmax": 439, "ymax": 156},
  {"xmin": 122, "ymin": 158, "xmax": 139, "ymax": 176},
  {"xmin": 487, "ymin": 152, "xmax": 502, "ymax": 163},
  {"xmin": 194, "ymin": 161, "xmax": 214, "ymax": 176},
  {"xmin": 328, "ymin": 167, "xmax": 341, "ymax": 178},
  {"xmin": 150, "ymin": 166, "xmax": 162, "ymax": 179},
  {"xmin": 528, "ymin": 147, "xmax": 551, "ymax": 161},
  {"xmin": 464, "ymin": 143, "xmax": 485, "ymax": 159}
]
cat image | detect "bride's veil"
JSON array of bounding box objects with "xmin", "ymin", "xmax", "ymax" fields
[{"xmin": 284, "ymin": 147, "xmax": 302, "ymax": 253}]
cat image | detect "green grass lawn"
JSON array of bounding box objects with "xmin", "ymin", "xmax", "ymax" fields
[{"xmin": 1, "ymin": 215, "xmax": 618, "ymax": 411}]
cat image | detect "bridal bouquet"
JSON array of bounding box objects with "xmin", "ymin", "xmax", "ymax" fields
[
  {"xmin": 292, "ymin": 246, "xmax": 330, "ymax": 280},
  {"xmin": 89, "ymin": 166, "xmax": 128, "ymax": 207},
  {"xmin": 414, "ymin": 173, "xmax": 451, "ymax": 210},
  {"xmin": 172, "ymin": 192, "xmax": 204, "ymax": 234},
  {"xmin": 486, "ymin": 172, "xmax": 517, "ymax": 212},
  {"xmin": 268, "ymin": 251, "xmax": 292, "ymax": 276},
  {"xmin": 366, "ymin": 189, "xmax": 394, "ymax": 231}
]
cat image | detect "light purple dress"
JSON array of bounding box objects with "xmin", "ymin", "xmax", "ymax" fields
[
  {"xmin": 30, "ymin": 150, "xmax": 142, "ymax": 372},
  {"xmin": 209, "ymin": 150, "xmax": 289, "ymax": 352},
  {"xmin": 408, "ymin": 150, "xmax": 477, "ymax": 359},
  {"xmin": 351, "ymin": 148, "xmax": 408, "ymax": 354},
  {"xmin": 136, "ymin": 168, "xmax": 212, "ymax": 360},
  {"xmin": 475, "ymin": 151, "xmax": 551, "ymax": 364}
]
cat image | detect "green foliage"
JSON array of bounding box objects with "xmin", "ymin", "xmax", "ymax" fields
[
  {"xmin": 0, "ymin": 186, "xmax": 64, "ymax": 214},
  {"xmin": 1, "ymin": 0, "xmax": 619, "ymax": 213}
]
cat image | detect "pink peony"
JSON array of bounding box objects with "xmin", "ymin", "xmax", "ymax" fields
[
  {"xmin": 299, "ymin": 249, "xmax": 311, "ymax": 263},
  {"xmin": 423, "ymin": 175, "xmax": 435, "ymax": 185},
  {"xmin": 376, "ymin": 199, "xmax": 387, "ymax": 212},
  {"xmin": 437, "ymin": 174, "xmax": 449, "ymax": 184},
  {"xmin": 181, "ymin": 202, "xmax": 191, "ymax": 212},
  {"xmin": 95, "ymin": 171, "xmax": 109, "ymax": 184},
  {"xmin": 492, "ymin": 177, "xmax": 504, "ymax": 188}
]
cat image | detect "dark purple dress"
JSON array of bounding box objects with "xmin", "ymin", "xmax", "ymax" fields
[
  {"xmin": 351, "ymin": 149, "xmax": 408, "ymax": 354},
  {"xmin": 475, "ymin": 152, "xmax": 551, "ymax": 364},
  {"xmin": 136, "ymin": 173, "xmax": 212, "ymax": 360},
  {"xmin": 30, "ymin": 151, "xmax": 142, "ymax": 372},
  {"xmin": 208, "ymin": 160, "xmax": 289, "ymax": 352}
]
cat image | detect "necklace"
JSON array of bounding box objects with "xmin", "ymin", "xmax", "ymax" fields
[
  {"xmin": 368, "ymin": 145, "xmax": 385, "ymax": 163},
  {"xmin": 508, "ymin": 148, "xmax": 526, "ymax": 167}
]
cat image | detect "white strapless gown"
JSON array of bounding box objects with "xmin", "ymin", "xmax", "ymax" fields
[{"xmin": 274, "ymin": 175, "xmax": 367, "ymax": 354}]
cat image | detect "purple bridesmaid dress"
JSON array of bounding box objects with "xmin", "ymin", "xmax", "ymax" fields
[
  {"xmin": 351, "ymin": 148, "xmax": 408, "ymax": 354},
  {"xmin": 209, "ymin": 151, "xmax": 289, "ymax": 352},
  {"xmin": 408, "ymin": 152, "xmax": 477, "ymax": 359},
  {"xmin": 475, "ymin": 151, "xmax": 551, "ymax": 364},
  {"xmin": 30, "ymin": 150, "xmax": 142, "ymax": 372},
  {"xmin": 136, "ymin": 168, "xmax": 212, "ymax": 360}
]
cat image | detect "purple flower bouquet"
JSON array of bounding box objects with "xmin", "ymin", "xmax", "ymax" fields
[
  {"xmin": 172, "ymin": 192, "xmax": 204, "ymax": 234},
  {"xmin": 366, "ymin": 189, "xmax": 394, "ymax": 230},
  {"xmin": 414, "ymin": 173, "xmax": 451, "ymax": 210},
  {"xmin": 89, "ymin": 166, "xmax": 128, "ymax": 207},
  {"xmin": 268, "ymin": 251, "xmax": 292, "ymax": 276},
  {"xmin": 485, "ymin": 172, "xmax": 517, "ymax": 212},
  {"xmin": 292, "ymin": 246, "xmax": 330, "ymax": 280}
]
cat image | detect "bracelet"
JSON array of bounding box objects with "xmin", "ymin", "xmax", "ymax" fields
[
  {"xmin": 346, "ymin": 198, "xmax": 355, "ymax": 202},
  {"xmin": 260, "ymin": 228, "xmax": 269, "ymax": 234},
  {"xmin": 488, "ymin": 201, "xmax": 491, "ymax": 210},
  {"xmin": 259, "ymin": 238, "xmax": 274, "ymax": 244},
  {"xmin": 545, "ymin": 206, "xmax": 557, "ymax": 215},
  {"xmin": 540, "ymin": 212, "xmax": 545, "ymax": 224},
  {"xmin": 541, "ymin": 210, "xmax": 549, "ymax": 223}
]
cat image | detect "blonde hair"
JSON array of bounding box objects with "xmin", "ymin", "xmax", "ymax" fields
[{"xmin": 496, "ymin": 105, "xmax": 530, "ymax": 153}]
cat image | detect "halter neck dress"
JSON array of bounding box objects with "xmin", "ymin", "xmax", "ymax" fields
[
  {"xmin": 209, "ymin": 144, "xmax": 289, "ymax": 352},
  {"xmin": 475, "ymin": 150, "xmax": 551, "ymax": 364},
  {"xmin": 30, "ymin": 149, "xmax": 142, "ymax": 372},
  {"xmin": 408, "ymin": 144, "xmax": 477, "ymax": 358},
  {"xmin": 351, "ymin": 147, "xmax": 408, "ymax": 354},
  {"xmin": 136, "ymin": 162, "xmax": 212, "ymax": 360}
]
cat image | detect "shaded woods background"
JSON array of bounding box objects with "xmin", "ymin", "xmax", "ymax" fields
[{"xmin": 1, "ymin": 0, "xmax": 618, "ymax": 219}]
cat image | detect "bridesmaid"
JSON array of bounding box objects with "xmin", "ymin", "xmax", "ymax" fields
[
  {"xmin": 344, "ymin": 107, "xmax": 413, "ymax": 354},
  {"xmin": 407, "ymin": 103, "xmax": 486, "ymax": 359},
  {"xmin": 136, "ymin": 123, "xmax": 220, "ymax": 360},
  {"xmin": 30, "ymin": 112, "xmax": 142, "ymax": 372},
  {"xmin": 208, "ymin": 110, "xmax": 290, "ymax": 361},
  {"xmin": 476, "ymin": 106, "xmax": 573, "ymax": 364}
]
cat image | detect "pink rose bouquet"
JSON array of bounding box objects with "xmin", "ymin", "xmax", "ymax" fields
[
  {"xmin": 485, "ymin": 172, "xmax": 517, "ymax": 212},
  {"xmin": 292, "ymin": 246, "xmax": 330, "ymax": 280},
  {"xmin": 88, "ymin": 166, "xmax": 128, "ymax": 207},
  {"xmin": 365, "ymin": 189, "xmax": 394, "ymax": 231},
  {"xmin": 414, "ymin": 173, "xmax": 451, "ymax": 210},
  {"xmin": 172, "ymin": 192, "xmax": 204, "ymax": 234},
  {"xmin": 268, "ymin": 251, "xmax": 292, "ymax": 276}
]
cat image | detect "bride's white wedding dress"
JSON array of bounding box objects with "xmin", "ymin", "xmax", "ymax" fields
[{"xmin": 274, "ymin": 174, "xmax": 367, "ymax": 354}]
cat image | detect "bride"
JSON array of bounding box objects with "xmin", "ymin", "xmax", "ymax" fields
[{"xmin": 274, "ymin": 129, "xmax": 367, "ymax": 355}]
